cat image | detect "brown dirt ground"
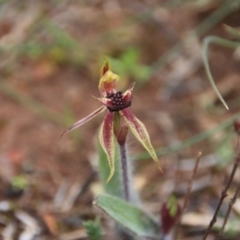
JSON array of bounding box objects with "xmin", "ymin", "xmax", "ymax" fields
[{"xmin": 0, "ymin": 1, "xmax": 240, "ymax": 239}]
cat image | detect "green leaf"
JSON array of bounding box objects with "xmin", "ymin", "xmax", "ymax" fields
[
  {"xmin": 98, "ymin": 143, "xmax": 123, "ymax": 198},
  {"xmin": 94, "ymin": 194, "xmax": 160, "ymax": 237},
  {"xmin": 83, "ymin": 219, "xmax": 103, "ymax": 240},
  {"xmin": 166, "ymin": 194, "xmax": 178, "ymax": 217}
]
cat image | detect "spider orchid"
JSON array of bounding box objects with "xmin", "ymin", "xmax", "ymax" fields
[{"xmin": 61, "ymin": 61, "xmax": 162, "ymax": 182}]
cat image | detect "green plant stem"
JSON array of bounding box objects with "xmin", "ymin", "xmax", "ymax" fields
[
  {"xmin": 202, "ymin": 36, "xmax": 240, "ymax": 110},
  {"xmin": 119, "ymin": 143, "xmax": 130, "ymax": 202}
]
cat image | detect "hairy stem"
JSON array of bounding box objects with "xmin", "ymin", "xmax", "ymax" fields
[
  {"xmin": 119, "ymin": 143, "xmax": 130, "ymax": 201},
  {"xmin": 118, "ymin": 142, "xmax": 135, "ymax": 240}
]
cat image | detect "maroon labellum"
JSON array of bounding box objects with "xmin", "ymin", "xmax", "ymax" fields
[{"xmin": 106, "ymin": 91, "xmax": 131, "ymax": 112}]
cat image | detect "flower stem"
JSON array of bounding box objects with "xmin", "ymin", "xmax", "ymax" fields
[{"xmin": 119, "ymin": 143, "xmax": 130, "ymax": 201}]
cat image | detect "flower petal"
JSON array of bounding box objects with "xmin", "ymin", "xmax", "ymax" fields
[
  {"xmin": 98, "ymin": 63, "xmax": 120, "ymax": 96},
  {"xmin": 100, "ymin": 59, "xmax": 110, "ymax": 77},
  {"xmin": 99, "ymin": 111, "xmax": 115, "ymax": 183},
  {"xmin": 121, "ymin": 109, "xmax": 162, "ymax": 171},
  {"xmin": 60, "ymin": 106, "xmax": 106, "ymax": 138},
  {"xmin": 91, "ymin": 95, "xmax": 114, "ymax": 109},
  {"xmin": 123, "ymin": 82, "xmax": 135, "ymax": 104}
]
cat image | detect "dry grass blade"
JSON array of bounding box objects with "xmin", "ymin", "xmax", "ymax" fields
[{"xmin": 202, "ymin": 36, "xmax": 240, "ymax": 110}]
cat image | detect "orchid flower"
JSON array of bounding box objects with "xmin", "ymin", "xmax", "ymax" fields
[{"xmin": 61, "ymin": 61, "xmax": 162, "ymax": 182}]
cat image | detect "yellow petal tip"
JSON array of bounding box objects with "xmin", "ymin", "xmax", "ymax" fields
[
  {"xmin": 106, "ymin": 168, "xmax": 115, "ymax": 183},
  {"xmin": 100, "ymin": 59, "xmax": 110, "ymax": 77}
]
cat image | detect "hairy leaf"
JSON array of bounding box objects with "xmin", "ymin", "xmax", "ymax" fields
[{"xmin": 94, "ymin": 194, "xmax": 160, "ymax": 237}]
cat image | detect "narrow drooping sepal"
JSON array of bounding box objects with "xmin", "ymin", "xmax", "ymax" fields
[
  {"xmin": 99, "ymin": 111, "xmax": 115, "ymax": 183},
  {"xmin": 121, "ymin": 109, "xmax": 162, "ymax": 171},
  {"xmin": 60, "ymin": 106, "xmax": 106, "ymax": 138}
]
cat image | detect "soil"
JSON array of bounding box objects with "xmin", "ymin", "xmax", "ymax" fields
[{"xmin": 0, "ymin": 1, "xmax": 240, "ymax": 239}]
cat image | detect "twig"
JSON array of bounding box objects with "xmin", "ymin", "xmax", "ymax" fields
[
  {"xmin": 181, "ymin": 152, "xmax": 202, "ymax": 213},
  {"xmin": 203, "ymin": 138, "xmax": 240, "ymax": 239},
  {"xmin": 219, "ymin": 132, "xmax": 240, "ymax": 236},
  {"xmin": 220, "ymin": 180, "xmax": 240, "ymax": 236},
  {"xmin": 175, "ymin": 152, "xmax": 202, "ymax": 239}
]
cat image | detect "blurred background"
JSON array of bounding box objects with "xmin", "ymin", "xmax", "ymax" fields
[{"xmin": 0, "ymin": 0, "xmax": 240, "ymax": 239}]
